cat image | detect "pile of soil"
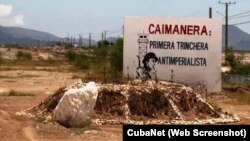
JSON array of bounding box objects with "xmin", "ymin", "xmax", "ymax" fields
[
  {"xmin": 18, "ymin": 80, "xmax": 240, "ymax": 125},
  {"xmin": 94, "ymin": 80, "xmax": 221, "ymax": 122}
]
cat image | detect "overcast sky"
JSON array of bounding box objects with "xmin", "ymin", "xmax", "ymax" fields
[{"xmin": 0, "ymin": 0, "xmax": 249, "ymax": 39}]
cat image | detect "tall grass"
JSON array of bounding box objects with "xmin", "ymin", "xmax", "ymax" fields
[
  {"xmin": 16, "ymin": 51, "xmax": 32, "ymax": 61},
  {"xmin": 222, "ymin": 78, "xmax": 250, "ymax": 105},
  {"xmin": 225, "ymin": 91, "xmax": 250, "ymax": 105},
  {"xmin": 65, "ymin": 38, "xmax": 124, "ymax": 83},
  {"xmin": 5, "ymin": 90, "xmax": 35, "ymax": 96},
  {"xmin": 65, "ymin": 49, "xmax": 90, "ymax": 70}
]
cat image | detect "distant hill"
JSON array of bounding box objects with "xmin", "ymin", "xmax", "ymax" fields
[
  {"xmin": 223, "ymin": 25, "xmax": 250, "ymax": 50},
  {"xmin": 1, "ymin": 24, "xmax": 250, "ymax": 49},
  {"xmin": 0, "ymin": 25, "xmax": 60, "ymax": 46},
  {"xmin": 0, "ymin": 25, "xmax": 98, "ymax": 47}
]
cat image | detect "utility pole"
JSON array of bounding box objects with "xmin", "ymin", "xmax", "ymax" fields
[
  {"xmin": 209, "ymin": 7, "xmax": 212, "ymax": 19},
  {"xmin": 103, "ymin": 30, "xmax": 109, "ymax": 41},
  {"xmin": 70, "ymin": 36, "xmax": 73, "ymax": 45},
  {"xmin": 71, "ymin": 36, "xmax": 74, "ymax": 45},
  {"xmin": 101, "ymin": 32, "xmax": 104, "ymax": 44},
  {"xmin": 78, "ymin": 34, "xmax": 82, "ymax": 47},
  {"xmin": 67, "ymin": 33, "xmax": 70, "ymax": 45},
  {"xmin": 219, "ymin": 1, "xmax": 236, "ymax": 50},
  {"xmin": 100, "ymin": 32, "xmax": 104, "ymax": 47},
  {"xmin": 88, "ymin": 33, "xmax": 93, "ymax": 47},
  {"xmin": 73, "ymin": 36, "xmax": 75, "ymax": 45}
]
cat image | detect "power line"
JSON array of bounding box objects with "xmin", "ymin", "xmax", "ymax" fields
[
  {"xmin": 65, "ymin": 27, "xmax": 123, "ymax": 43},
  {"xmin": 229, "ymin": 10, "xmax": 250, "ymax": 18},
  {"xmin": 219, "ymin": 1, "xmax": 236, "ymax": 50},
  {"xmin": 231, "ymin": 20, "xmax": 250, "ymax": 25},
  {"xmin": 216, "ymin": 11, "xmax": 225, "ymax": 19},
  {"xmin": 108, "ymin": 28, "xmax": 123, "ymax": 35},
  {"xmin": 229, "ymin": 13, "xmax": 250, "ymax": 20}
]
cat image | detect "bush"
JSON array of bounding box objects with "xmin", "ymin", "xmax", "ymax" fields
[
  {"xmin": 74, "ymin": 53, "xmax": 90, "ymax": 70},
  {"xmin": 231, "ymin": 64, "xmax": 250, "ymax": 74},
  {"xmin": 65, "ymin": 49, "xmax": 77, "ymax": 61},
  {"xmin": 8, "ymin": 90, "xmax": 35, "ymax": 96},
  {"xmin": 90, "ymin": 38, "xmax": 124, "ymax": 82},
  {"xmin": 110, "ymin": 38, "xmax": 123, "ymax": 71},
  {"xmin": 93, "ymin": 46, "xmax": 108, "ymax": 69},
  {"xmin": 225, "ymin": 47, "xmax": 250, "ymax": 75},
  {"xmin": 65, "ymin": 38, "xmax": 124, "ymax": 82},
  {"xmin": 225, "ymin": 47, "xmax": 237, "ymax": 67},
  {"xmin": 65, "ymin": 49, "xmax": 90, "ymax": 70},
  {"xmin": 16, "ymin": 51, "xmax": 32, "ymax": 61}
]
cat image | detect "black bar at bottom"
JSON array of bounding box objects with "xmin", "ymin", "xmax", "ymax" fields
[{"xmin": 123, "ymin": 125, "xmax": 250, "ymax": 141}]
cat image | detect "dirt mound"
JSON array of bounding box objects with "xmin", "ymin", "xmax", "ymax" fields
[
  {"xmin": 17, "ymin": 80, "xmax": 240, "ymax": 125},
  {"xmin": 94, "ymin": 81, "xmax": 225, "ymax": 123},
  {"xmin": 24, "ymin": 87, "xmax": 66, "ymax": 116},
  {"xmin": 95, "ymin": 89, "xmax": 127, "ymax": 116},
  {"xmin": 128, "ymin": 88, "xmax": 171, "ymax": 117}
]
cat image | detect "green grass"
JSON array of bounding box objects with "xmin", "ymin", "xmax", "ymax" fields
[
  {"xmin": 0, "ymin": 74, "xmax": 40, "ymax": 79},
  {"xmin": 222, "ymin": 79, "xmax": 250, "ymax": 105},
  {"xmin": 71, "ymin": 124, "xmax": 100, "ymax": 135},
  {"xmin": 222, "ymin": 73, "xmax": 249, "ymax": 88},
  {"xmin": 0, "ymin": 59, "xmax": 72, "ymax": 72},
  {"xmin": 7, "ymin": 90, "xmax": 35, "ymax": 96},
  {"xmin": 19, "ymin": 74, "xmax": 40, "ymax": 78},
  {"xmin": 0, "ymin": 60, "xmax": 66, "ymax": 67},
  {"xmin": 222, "ymin": 80, "xmax": 249, "ymax": 88},
  {"xmin": 224, "ymin": 90, "xmax": 250, "ymax": 105},
  {"xmin": 0, "ymin": 75, "xmax": 15, "ymax": 79}
]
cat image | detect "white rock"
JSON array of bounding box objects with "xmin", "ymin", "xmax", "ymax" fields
[{"xmin": 53, "ymin": 82, "xmax": 98, "ymax": 127}]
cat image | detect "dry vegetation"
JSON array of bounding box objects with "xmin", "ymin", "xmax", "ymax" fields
[{"xmin": 0, "ymin": 45, "xmax": 250, "ymax": 141}]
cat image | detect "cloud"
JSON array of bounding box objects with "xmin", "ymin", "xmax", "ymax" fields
[
  {"xmin": 0, "ymin": 4, "xmax": 24, "ymax": 26},
  {"xmin": 0, "ymin": 4, "xmax": 12, "ymax": 18},
  {"xmin": 8, "ymin": 15, "xmax": 24, "ymax": 26}
]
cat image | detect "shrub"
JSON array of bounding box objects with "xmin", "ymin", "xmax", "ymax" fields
[
  {"xmin": 74, "ymin": 53, "xmax": 90, "ymax": 70},
  {"xmin": 65, "ymin": 38, "xmax": 124, "ymax": 82},
  {"xmin": 109, "ymin": 38, "xmax": 123, "ymax": 71},
  {"xmin": 231, "ymin": 64, "xmax": 250, "ymax": 74},
  {"xmin": 65, "ymin": 49, "xmax": 90, "ymax": 70},
  {"xmin": 16, "ymin": 51, "xmax": 32, "ymax": 61},
  {"xmin": 65, "ymin": 49, "xmax": 77, "ymax": 61},
  {"xmin": 8, "ymin": 90, "xmax": 35, "ymax": 96},
  {"xmin": 225, "ymin": 47, "xmax": 250, "ymax": 75},
  {"xmin": 93, "ymin": 46, "xmax": 108, "ymax": 69}
]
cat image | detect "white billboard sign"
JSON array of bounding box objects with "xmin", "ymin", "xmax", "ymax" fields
[{"xmin": 123, "ymin": 17, "xmax": 222, "ymax": 92}]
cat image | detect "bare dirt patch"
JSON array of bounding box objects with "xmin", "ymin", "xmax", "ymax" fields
[
  {"xmin": 0, "ymin": 70, "xmax": 123, "ymax": 141},
  {"xmin": 209, "ymin": 93, "xmax": 250, "ymax": 124}
]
